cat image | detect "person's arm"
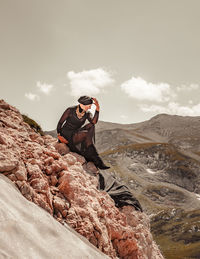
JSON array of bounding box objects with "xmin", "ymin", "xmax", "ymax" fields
[
  {"xmin": 92, "ymin": 97, "xmax": 100, "ymax": 112},
  {"xmin": 57, "ymin": 107, "xmax": 71, "ymax": 134},
  {"xmin": 87, "ymin": 110, "xmax": 99, "ymax": 124},
  {"xmin": 57, "ymin": 108, "xmax": 71, "ymax": 144},
  {"xmin": 87, "ymin": 98, "xmax": 100, "ymax": 124}
]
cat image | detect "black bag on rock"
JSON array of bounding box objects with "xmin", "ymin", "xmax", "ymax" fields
[{"xmin": 98, "ymin": 171, "xmax": 143, "ymax": 212}]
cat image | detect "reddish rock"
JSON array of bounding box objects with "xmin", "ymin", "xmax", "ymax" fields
[
  {"xmin": 58, "ymin": 173, "xmax": 76, "ymax": 201},
  {"xmin": 44, "ymin": 156, "xmax": 54, "ymax": 166},
  {"xmin": 15, "ymin": 163, "xmax": 27, "ymax": 181},
  {"xmin": 43, "ymin": 148, "xmax": 60, "ymax": 160},
  {"xmin": 0, "ymin": 101, "xmax": 10, "ymax": 110},
  {"xmin": 54, "ymin": 142, "xmax": 70, "ymax": 155},
  {"xmin": 29, "ymin": 176, "xmax": 48, "ymax": 191},
  {"xmin": 0, "ymin": 153, "xmax": 19, "ymax": 172},
  {"xmin": 53, "ymin": 196, "xmax": 69, "ymax": 214},
  {"xmin": 120, "ymin": 206, "xmax": 164, "ymax": 259},
  {"xmin": 30, "ymin": 132, "xmax": 44, "ymax": 144},
  {"xmin": 63, "ymin": 153, "xmax": 77, "ymax": 165},
  {"xmin": 68, "ymin": 162, "xmax": 84, "ymax": 173},
  {"xmin": 50, "ymin": 175, "xmax": 58, "ymax": 186},
  {"xmin": 70, "ymin": 152, "xmax": 86, "ymax": 165},
  {"xmin": 26, "ymin": 163, "xmax": 42, "ymax": 178},
  {"xmin": 44, "ymin": 160, "xmax": 63, "ymax": 175},
  {"xmin": 50, "ymin": 186, "xmax": 60, "ymax": 195},
  {"xmin": 57, "ymin": 159, "xmax": 69, "ymax": 171},
  {"xmin": 27, "ymin": 158, "xmax": 43, "ymax": 169},
  {"xmin": 0, "ymin": 100, "xmax": 19, "ymax": 113},
  {"xmin": 83, "ymin": 161, "xmax": 99, "ymax": 176},
  {"xmin": 20, "ymin": 181, "xmax": 35, "ymax": 201},
  {"xmin": 7, "ymin": 173, "xmax": 18, "ymax": 181},
  {"xmin": 0, "ymin": 134, "xmax": 7, "ymax": 145},
  {"xmin": 33, "ymin": 194, "xmax": 53, "ymax": 215},
  {"xmin": 62, "ymin": 209, "xmax": 68, "ymax": 217}
]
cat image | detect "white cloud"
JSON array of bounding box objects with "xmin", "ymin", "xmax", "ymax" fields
[
  {"xmin": 67, "ymin": 68, "xmax": 114, "ymax": 96},
  {"xmin": 177, "ymin": 83, "xmax": 199, "ymax": 92},
  {"xmin": 37, "ymin": 81, "xmax": 54, "ymax": 95},
  {"xmin": 190, "ymin": 84, "xmax": 199, "ymax": 90},
  {"xmin": 121, "ymin": 77, "xmax": 174, "ymax": 102},
  {"xmin": 25, "ymin": 93, "xmax": 40, "ymax": 101},
  {"xmin": 140, "ymin": 102, "xmax": 200, "ymax": 116}
]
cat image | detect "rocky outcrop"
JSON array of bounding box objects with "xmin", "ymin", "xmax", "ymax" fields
[{"xmin": 0, "ymin": 99, "xmax": 163, "ymax": 259}]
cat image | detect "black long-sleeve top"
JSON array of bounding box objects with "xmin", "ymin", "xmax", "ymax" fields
[{"xmin": 57, "ymin": 105, "xmax": 99, "ymax": 134}]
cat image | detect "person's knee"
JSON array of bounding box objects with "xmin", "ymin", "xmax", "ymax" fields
[
  {"xmin": 85, "ymin": 123, "xmax": 95, "ymax": 130},
  {"xmin": 88, "ymin": 124, "xmax": 95, "ymax": 133}
]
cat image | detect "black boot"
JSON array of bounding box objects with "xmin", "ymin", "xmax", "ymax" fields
[{"xmin": 84, "ymin": 145, "xmax": 110, "ymax": 170}]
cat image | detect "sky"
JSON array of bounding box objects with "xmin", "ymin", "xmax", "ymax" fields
[{"xmin": 1, "ymin": 0, "xmax": 200, "ymax": 130}]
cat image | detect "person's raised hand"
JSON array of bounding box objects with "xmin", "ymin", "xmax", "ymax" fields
[{"xmin": 92, "ymin": 97, "xmax": 100, "ymax": 111}]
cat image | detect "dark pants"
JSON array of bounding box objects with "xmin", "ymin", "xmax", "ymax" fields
[
  {"xmin": 72, "ymin": 123, "xmax": 95, "ymax": 150},
  {"xmin": 60, "ymin": 123, "xmax": 94, "ymax": 153}
]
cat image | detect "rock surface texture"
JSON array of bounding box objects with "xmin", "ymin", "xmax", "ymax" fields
[{"xmin": 0, "ymin": 99, "xmax": 163, "ymax": 259}]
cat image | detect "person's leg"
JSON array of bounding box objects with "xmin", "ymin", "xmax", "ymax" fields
[
  {"xmin": 72, "ymin": 131, "xmax": 87, "ymax": 145},
  {"xmin": 73, "ymin": 123, "xmax": 95, "ymax": 148},
  {"xmin": 83, "ymin": 144, "xmax": 110, "ymax": 170},
  {"xmin": 73, "ymin": 123, "xmax": 110, "ymax": 169}
]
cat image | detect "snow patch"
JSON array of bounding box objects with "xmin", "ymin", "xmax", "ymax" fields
[
  {"xmin": 130, "ymin": 163, "xmax": 137, "ymax": 166},
  {"xmin": 146, "ymin": 168, "xmax": 156, "ymax": 174},
  {"xmin": 195, "ymin": 193, "xmax": 200, "ymax": 201}
]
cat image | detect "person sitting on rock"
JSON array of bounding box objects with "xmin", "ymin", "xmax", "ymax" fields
[{"xmin": 57, "ymin": 96, "xmax": 110, "ymax": 170}]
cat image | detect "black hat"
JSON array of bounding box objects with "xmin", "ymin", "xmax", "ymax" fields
[{"xmin": 78, "ymin": 96, "xmax": 93, "ymax": 105}]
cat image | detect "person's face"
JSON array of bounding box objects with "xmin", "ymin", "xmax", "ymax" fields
[{"xmin": 81, "ymin": 104, "xmax": 92, "ymax": 111}]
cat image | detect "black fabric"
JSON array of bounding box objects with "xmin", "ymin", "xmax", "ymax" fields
[
  {"xmin": 57, "ymin": 105, "xmax": 99, "ymax": 155},
  {"xmin": 78, "ymin": 105, "xmax": 83, "ymax": 113},
  {"xmin": 78, "ymin": 96, "xmax": 93, "ymax": 105},
  {"xmin": 98, "ymin": 171, "xmax": 143, "ymax": 212},
  {"xmin": 57, "ymin": 105, "xmax": 99, "ymax": 134}
]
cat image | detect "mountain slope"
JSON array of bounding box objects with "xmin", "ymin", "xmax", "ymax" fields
[{"xmin": 151, "ymin": 208, "xmax": 200, "ymax": 259}]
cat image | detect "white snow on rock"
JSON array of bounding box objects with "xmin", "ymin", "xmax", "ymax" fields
[
  {"xmin": 195, "ymin": 193, "xmax": 200, "ymax": 201},
  {"xmin": 146, "ymin": 168, "xmax": 156, "ymax": 174}
]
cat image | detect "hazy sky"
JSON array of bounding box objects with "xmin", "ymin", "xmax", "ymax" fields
[{"xmin": 1, "ymin": 0, "xmax": 200, "ymax": 130}]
